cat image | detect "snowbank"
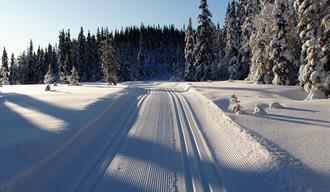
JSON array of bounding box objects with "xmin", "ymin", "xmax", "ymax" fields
[{"xmin": 182, "ymin": 81, "xmax": 330, "ymax": 191}]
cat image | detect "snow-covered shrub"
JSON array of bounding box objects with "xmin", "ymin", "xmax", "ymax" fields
[
  {"xmin": 230, "ymin": 94, "xmax": 243, "ymax": 114},
  {"xmin": 1, "ymin": 72, "xmax": 10, "ymax": 85},
  {"xmin": 44, "ymin": 64, "xmax": 55, "ymax": 85},
  {"xmin": 45, "ymin": 85, "xmax": 51, "ymax": 91},
  {"xmin": 69, "ymin": 66, "xmax": 79, "ymax": 86}
]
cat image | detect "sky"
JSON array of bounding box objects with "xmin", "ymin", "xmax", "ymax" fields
[{"xmin": 0, "ymin": 0, "xmax": 229, "ymax": 56}]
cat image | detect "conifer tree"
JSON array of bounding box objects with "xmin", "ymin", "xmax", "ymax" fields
[
  {"xmin": 226, "ymin": 1, "xmax": 240, "ymax": 80},
  {"xmin": 294, "ymin": 0, "xmax": 328, "ymax": 99},
  {"xmin": 1, "ymin": 47, "xmax": 9, "ymax": 84},
  {"xmin": 27, "ymin": 40, "xmax": 37, "ymax": 83},
  {"xmin": 193, "ymin": 0, "xmax": 215, "ymax": 81},
  {"xmin": 17, "ymin": 52, "xmax": 28, "ymax": 84},
  {"xmin": 44, "ymin": 64, "xmax": 55, "ymax": 84},
  {"xmin": 58, "ymin": 30, "xmax": 66, "ymax": 80},
  {"xmin": 138, "ymin": 33, "xmax": 145, "ymax": 80},
  {"xmin": 77, "ymin": 27, "xmax": 87, "ymax": 81},
  {"xmin": 248, "ymin": 2, "xmax": 274, "ymax": 84},
  {"xmin": 238, "ymin": 0, "xmax": 261, "ymax": 80},
  {"xmin": 270, "ymin": 0, "xmax": 294, "ymax": 85},
  {"xmin": 9, "ymin": 53, "xmax": 16, "ymax": 84},
  {"xmin": 69, "ymin": 65, "xmax": 79, "ymax": 86},
  {"xmin": 101, "ymin": 37, "xmax": 118, "ymax": 85},
  {"xmin": 184, "ymin": 18, "xmax": 196, "ymax": 81}
]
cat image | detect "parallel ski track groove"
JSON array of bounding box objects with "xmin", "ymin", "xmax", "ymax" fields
[
  {"xmin": 168, "ymin": 88, "xmax": 223, "ymax": 192},
  {"xmin": 73, "ymin": 88, "xmax": 151, "ymax": 192}
]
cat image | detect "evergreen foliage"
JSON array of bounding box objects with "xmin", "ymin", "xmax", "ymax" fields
[
  {"xmin": 193, "ymin": 0, "xmax": 215, "ymax": 81},
  {"xmin": 101, "ymin": 37, "xmax": 118, "ymax": 85}
]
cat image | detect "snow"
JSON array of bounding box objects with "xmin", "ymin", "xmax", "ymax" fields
[
  {"xmin": 187, "ymin": 80, "xmax": 330, "ymax": 191},
  {"xmin": 0, "ymin": 81, "xmax": 329, "ymax": 191}
]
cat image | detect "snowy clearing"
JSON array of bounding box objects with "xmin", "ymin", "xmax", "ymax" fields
[{"xmin": 0, "ymin": 81, "xmax": 329, "ymax": 192}]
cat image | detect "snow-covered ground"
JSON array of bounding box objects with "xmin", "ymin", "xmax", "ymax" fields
[
  {"xmin": 186, "ymin": 80, "xmax": 330, "ymax": 191},
  {"xmin": 0, "ymin": 81, "xmax": 329, "ymax": 192}
]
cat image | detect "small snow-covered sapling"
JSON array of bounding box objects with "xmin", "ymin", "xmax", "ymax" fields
[
  {"xmin": 230, "ymin": 94, "xmax": 243, "ymax": 114},
  {"xmin": 45, "ymin": 84, "xmax": 51, "ymax": 91}
]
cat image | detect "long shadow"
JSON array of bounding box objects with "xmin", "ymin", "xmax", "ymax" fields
[
  {"xmin": 193, "ymin": 86, "xmax": 306, "ymax": 100},
  {"xmin": 0, "ymin": 87, "xmax": 146, "ymax": 191},
  {"xmin": 244, "ymin": 112, "xmax": 330, "ymax": 128}
]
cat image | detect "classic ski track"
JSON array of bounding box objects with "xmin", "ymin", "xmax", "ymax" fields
[
  {"xmin": 168, "ymin": 87, "xmax": 223, "ymax": 192},
  {"xmin": 59, "ymin": 88, "xmax": 151, "ymax": 192},
  {"xmin": 99, "ymin": 90, "xmax": 156, "ymax": 191},
  {"xmin": 94, "ymin": 88, "xmax": 176, "ymax": 192}
]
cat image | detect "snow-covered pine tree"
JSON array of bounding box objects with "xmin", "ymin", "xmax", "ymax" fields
[
  {"xmin": 9, "ymin": 53, "xmax": 16, "ymax": 84},
  {"xmin": 193, "ymin": 0, "xmax": 215, "ymax": 81},
  {"xmin": 226, "ymin": 1, "xmax": 240, "ymax": 80},
  {"xmin": 58, "ymin": 30, "xmax": 66, "ymax": 81},
  {"xmin": 101, "ymin": 37, "xmax": 118, "ymax": 85},
  {"xmin": 35, "ymin": 46, "xmax": 45, "ymax": 83},
  {"xmin": 27, "ymin": 40, "xmax": 36, "ymax": 83},
  {"xmin": 270, "ymin": 0, "xmax": 294, "ymax": 85},
  {"xmin": 138, "ymin": 32, "xmax": 145, "ymax": 81},
  {"xmin": 184, "ymin": 18, "xmax": 196, "ymax": 81},
  {"xmin": 1, "ymin": 47, "xmax": 10, "ymax": 85},
  {"xmin": 173, "ymin": 44, "xmax": 185, "ymax": 79},
  {"xmin": 294, "ymin": 0, "xmax": 328, "ymax": 99},
  {"xmin": 239, "ymin": 0, "xmax": 261, "ymax": 80},
  {"xmin": 319, "ymin": 0, "xmax": 330, "ymax": 97},
  {"xmin": 211, "ymin": 24, "xmax": 226, "ymax": 80},
  {"xmin": 69, "ymin": 65, "xmax": 79, "ymax": 86},
  {"xmin": 44, "ymin": 64, "xmax": 55, "ymax": 84},
  {"xmin": 77, "ymin": 27, "xmax": 87, "ymax": 81},
  {"xmin": 16, "ymin": 52, "xmax": 28, "ymax": 84},
  {"xmin": 248, "ymin": 1, "xmax": 274, "ymax": 84}
]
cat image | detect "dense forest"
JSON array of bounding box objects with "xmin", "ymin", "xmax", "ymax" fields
[{"xmin": 1, "ymin": 0, "xmax": 329, "ymax": 99}]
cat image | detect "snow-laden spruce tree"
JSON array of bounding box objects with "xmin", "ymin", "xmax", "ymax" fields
[
  {"xmin": 1, "ymin": 47, "xmax": 10, "ymax": 85},
  {"xmin": 69, "ymin": 66, "xmax": 79, "ymax": 86},
  {"xmin": 9, "ymin": 53, "xmax": 17, "ymax": 84},
  {"xmin": 101, "ymin": 37, "xmax": 118, "ymax": 85},
  {"xmin": 294, "ymin": 0, "xmax": 329, "ymax": 99},
  {"xmin": 44, "ymin": 64, "xmax": 55, "ymax": 84},
  {"xmin": 270, "ymin": 0, "xmax": 294, "ymax": 85},
  {"xmin": 226, "ymin": 1, "xmax": 240, "ymax": 80},
  {"xmin": 173, "ymin": 44, "xmax": 185, "ymax": 79},
  {"xmin": 184, "ymin": 18, "xmax": 196, "ymax": 81},
  {"xmin": 212, "ymin": 24, "xmax": 226, "ymax": 80},
  {"xmin": 319, "ymin": 0, "xmax": 330, "ymax": 97},
  {"xmin": 138, "ymin": 32, "xmax": 145, "ymax": 81},
  {"xmin": 239, "ymin": 0, "xmax": 261, "ymax": 80},
  {"xmin": 248, "ymin": 2, "xmax": 274, "ymax": 84},
  {"xmin": 193, "ymin": 0, "xmax": 215, "ymax": 81}
]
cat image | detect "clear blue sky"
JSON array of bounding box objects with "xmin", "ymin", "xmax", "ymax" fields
[{"xmin": 1, "ymin": 0, "xmax": 229, "ymax": 56}]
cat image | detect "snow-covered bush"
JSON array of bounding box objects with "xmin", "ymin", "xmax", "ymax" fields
[
  {"xmin": 230, "ymin": 94, "xmax": 243, "ymax": 114},
  {"xmin": 45, "ymin": 85, "xmax": 51, "ymax": 91},
  {"xmin": 69, "ymin": 66, "xmax": 79, "ymax": 86},
  {"xmin": 44, "ymin": 64, "xmax": 55, "ymax": 84}
]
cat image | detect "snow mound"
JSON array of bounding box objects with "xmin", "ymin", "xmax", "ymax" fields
[
  {"xmin": 254, "ymin": 103, "xmax": 267, "ymax": 115},
  {"xmin": 269, "ymin": 102, "xmax": 284, "ymax": 109}
]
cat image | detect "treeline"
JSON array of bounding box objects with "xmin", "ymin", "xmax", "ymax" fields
[
  {"xmin": 183, "ymin": 0, "xmax": 329, "ymax": 99},
  {"xmin": 1, "ymin": 25, "xmax": 184, "ymax": 85},
  {"xmin": 1, "ymin": 0, "xmax": 329, "ymax": 99}
]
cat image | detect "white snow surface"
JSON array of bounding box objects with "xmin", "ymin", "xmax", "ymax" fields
[
  {"xmin": 188, "ymin": 80, "xmax": 330, "ymax": 192},
  {"xmin": 0, "ymin": 81, "xmax": 329, "ymax": 192}
]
